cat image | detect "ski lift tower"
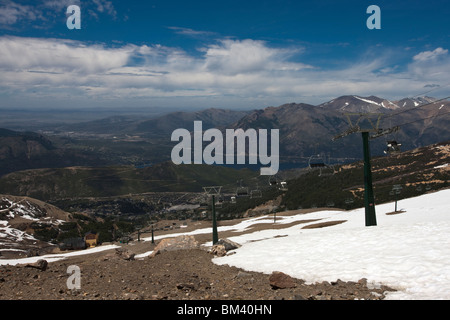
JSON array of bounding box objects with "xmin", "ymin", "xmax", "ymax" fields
[
  {"xmin": 202, "ymin": 186, "xmax": 222, "ymax": 245},
  {"xmin": 332, "ymin": 113, "xmax": 384, "ymax": 226}
]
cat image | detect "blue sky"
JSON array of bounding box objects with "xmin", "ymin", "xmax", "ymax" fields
[{"xmin": 0, "ymin": 0, "xmax": 449, "ymax": 110}]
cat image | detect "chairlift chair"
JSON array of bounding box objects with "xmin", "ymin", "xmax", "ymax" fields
[
  {"xmin": 236, "ymin": 180, "xmax": 249, "ymax": 197},
  {"xmin": 384, "ymin": 140, "xmax": 401, "ymax": 155},
  {"xmin": 344, "ymin": 198, "xmax": 354, "ymax": 204},
  {"xmin": 308, "ymin": 154, "xmax": 335, "ymax": 177},
  {"xmin": 279, "ymin": 181, "xmax": 288, "ymax": 192},
  {"xmin": 250, "ymin": 183, "xmax": 262, "ymax": 199},
  {"xmin": 319, "ymin": 165, "xmax": 336, "ymax": 177},
  {"xmin": 236, "ymin": 187, "xmax": 249, "ymax": 197},
  {"xmin": 215, "ymin": 195, "xmax": 224, "ymax": 208},
  {"xmin": 268, "ymin": 175, "xmax": 278, "ymax": 186}
]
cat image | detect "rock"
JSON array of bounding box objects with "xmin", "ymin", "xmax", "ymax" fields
[
  {"xmin": 176, "ymin": 282, "xmax": 198, "ymax": 291},
  {"xmin": 269, "ymin": 271, "xmax": 296, "ymax": 289},
  {"xmin": 115, "ymin": 248, "xmax": 135, "ymax": 260},
  {"xmin": 122, "ymin": 292, "xmax": 140, "ymax": 300},
  {"xmin": 26, "ymin": 249, "xmax": 40, "ymax": 257},
  {"xmin": 209, "ymin": 244, "xmax": 227, "ymax": 257},
  {"xmin": 215, "ymin": 239, "xmax": 241, "ymax": 251},
  {"xmin": 209, "ymin": 238, "xmax": 241, "ymax": 257},
  {"xmin": 24, "ymin": 259, "xmax": 48, "ymax": 271},
  {"xmin": 236, "ymin": 271, "xmax": 253, "ymax": 278},
  {"xmin": 150, "ymin": 235, "xmax": 199, "ymax": 258}
]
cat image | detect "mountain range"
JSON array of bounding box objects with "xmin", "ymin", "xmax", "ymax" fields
[
  {"xmin": 230, "ymin": 95, "xmax": 449, "ymax": 165},
  {"xmin": 0, "ymin": 95, "xmax": 448, "ymax": 176}
]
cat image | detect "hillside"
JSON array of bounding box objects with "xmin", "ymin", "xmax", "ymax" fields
[
  {"xmin": 53, "ymin": 108, "xmax": 251, "ymax": 137},
  {"xmin": 134, "ymin": 108, "xmax": 251, "ymax": 137},
  {"xmin": 0, "ymin": 162, "xmax": 259, "ymax": 201},
  {"xmin": 0, "ymin": 194, "xmax": 146, "ymax": 258},
  {"xmin": 0, "ymin": 128, "xmax": 110, "ymax": 176},
  {"xmin": 0, "ymin": 195, "xmax": 71, "ymax": 256},
  {"xmin": 281, "ymin": 140, "xmax": 450, "ymax": 210},
  {"xmin": 0, "ymin": 140, "xmax": 448, "ymax": 218}
]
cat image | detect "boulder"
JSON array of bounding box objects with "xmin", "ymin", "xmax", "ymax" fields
[
  {"xmin": 269, "ymin": 271, "xmax": 296, "ymax": 289},
  {"xmin": 24, "ymin": 259, "xmax": 48, "ymax": 271},
  {"xmin": 149, "ymin": 235, "xmax": 199, "ymax": 257},
  {"xmin": 209, "ymin": 244, "xmax": 227, "ymax": 257},
  {"xmin": 215, "ymin": 238, "xmax": 241, "ymax": 251},
  {"xmin": 115, "ymin": 248, "xmax": 135, "ymax": 260}
]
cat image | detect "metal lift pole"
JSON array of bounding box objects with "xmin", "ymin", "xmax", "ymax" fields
[
  {"xmin": 211, "ymin": 195, "xmax": 218, "ymax": 245},
  {"xmin": 203, "ymin": 186, "xmax": 221, "ymax": 245},
  {"xmin": 332, "ymin": 113, "xmax": 384, "ymax": 227},
  {"xmin": 362, "ymin": 131, "xmax": 377, "ymax": 226}
]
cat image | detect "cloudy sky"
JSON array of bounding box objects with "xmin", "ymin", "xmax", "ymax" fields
[{"xmin": 0, "ymin": 0, "xmax": 449, "ymax": 111}]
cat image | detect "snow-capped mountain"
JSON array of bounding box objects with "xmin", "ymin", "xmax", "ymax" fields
[
  {"xmin": 318, "ymin": 95, "xmax": 401, "ymax": 112},
  {"xmin": 395, "ymin": 96, "xmax": 437, "ymax": 109}
]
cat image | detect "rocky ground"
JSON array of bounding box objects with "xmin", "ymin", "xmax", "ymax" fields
[
  {"xmin": 0, "ymin": 240, "xmax": 395, "ymax": 301},
  {"xmin": 0, "ymin": 212, "xmax": 398, "ymax": 302}
]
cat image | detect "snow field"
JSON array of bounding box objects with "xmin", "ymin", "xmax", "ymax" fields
[{"xmin": 212, "ymin": 189, "xmax": 450, "ymax": 300}]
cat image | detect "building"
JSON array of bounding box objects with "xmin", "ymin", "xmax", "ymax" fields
[
  {"xmin": 59, "ymin": 237, "xmax": 86, "ymax": 251},
  {"xmin": 84, "ymin": 231, "xmax": 99, "ymax": 248}
]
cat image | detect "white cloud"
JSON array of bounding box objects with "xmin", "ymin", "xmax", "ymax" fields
[
  {"xmin": 408, "ymin": 47, "xmax": 450, "ymax": 81},
  {"xmin": 167, "ymin": 26, "xmax": 216, "ymax": 38},
  {"xmin": 413, "ymin": 47, "xmax": 448, "ymax": 62},
  {"xmin": 0, "ymin": 35, "xmax": 449, "ymax": 109},
  {"xmin": 0, "ymin": 0, "xmax": 43, "ymax": 25},
  {"xmin": 202, "ymin": 39, "xmax": 310, "ymax": 75},
  {"xmin": 0, "ymin": 0, "xmax": 115, "ymax": 27},
  {"xmin": 43, "ymin": 0, "xmax": 81, "ymax": 11},
  {"xmin": 92, "ymin": 0, "xmax": 117, "ymax": 19},
  {"xmin": 0, "ymin": 36, "xmax": 132, "ymax": 73}
]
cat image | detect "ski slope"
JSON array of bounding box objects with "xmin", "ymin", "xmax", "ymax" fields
[{"xmin": 212, "ymin": 189, "xmax": 450, "ymax": 300}]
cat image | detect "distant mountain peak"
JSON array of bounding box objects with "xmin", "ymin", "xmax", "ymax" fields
[
  {"xmin": 396, "ymin": 96, "xmax": 437, "ymax": 108},
  {"xmin": 318, "ymin": 95, "xmax": 400, "ymax": 112}
]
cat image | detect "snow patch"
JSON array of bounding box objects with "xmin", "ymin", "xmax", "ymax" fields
[
  {"xmin": 0, "ymin": 245, "xmax": 120, "ymax": 265},
  {"xmin": 353, "ymin": 96, "xmax": 381, "ymax": 106}
]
